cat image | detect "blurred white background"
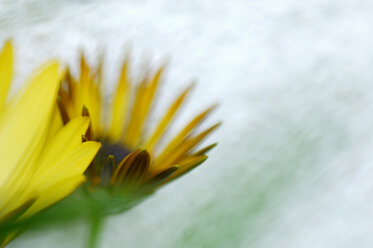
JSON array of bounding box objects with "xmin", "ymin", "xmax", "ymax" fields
[{"xmin": 3, "ymin": 0, "xmax": 373, "ymax": 247}]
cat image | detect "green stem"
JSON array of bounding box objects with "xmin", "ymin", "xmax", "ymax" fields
[{"xmin": 87, "ymin": 215, "xmax": 103, "ymax": 248}]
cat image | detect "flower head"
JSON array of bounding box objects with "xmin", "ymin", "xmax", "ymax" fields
[
  {"xmin": 0, "ymin": 41, "xmax": 101, "ymax": 245},
  {"xmin": 58, "ymin": 54, "xmax": 219, "ymax": 198}
]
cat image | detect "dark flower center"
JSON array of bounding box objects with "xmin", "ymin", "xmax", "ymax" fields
[
  {"xmin": 90, "ymin": 141, "xmax": 133, "ymax": 186},
  {"xmin": 95, "ymin": 141, "xmax": 132, "ymax": 166}
]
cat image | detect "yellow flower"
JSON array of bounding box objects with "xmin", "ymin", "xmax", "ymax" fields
[
  {"xmin": 58, "ymin": 54, "xmax": 219, "ymax": 194},
  {"xmin": 0, "ymin": 42, "xmax": 101, "ymax": 245}
]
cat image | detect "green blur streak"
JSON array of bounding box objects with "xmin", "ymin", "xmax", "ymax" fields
[{"xmin": 171, "ymin": 92, "xmax": 349, "ymax": 248}]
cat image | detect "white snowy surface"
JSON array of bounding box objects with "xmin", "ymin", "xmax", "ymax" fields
[{"xmin": 2, "ymin": 0, "xmax": 373, "ymax": 247}]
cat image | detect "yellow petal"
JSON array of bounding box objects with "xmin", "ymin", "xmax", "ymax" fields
[
  {"xmin": 0, "ymin": 185, "xmax": 37, "ymax": 221},
  {"xmin": 0, "ymin": 62, "xmax": 60, "ymax": 190},
  {"xmin": 44, "ymin": 104, "xmax": 64, "ymax": 145},
  {"xmin": 144, "ymin": 84, "xmax": 193, "ymax": 150},
  {"xmin": 111, "ymin": 150, "xmax": 142, "ymax": 185},
  {"xmin": 62, "ymin": 56, "xmax": 103, "ymax": 137},
  {"xmin": 34, "ymin": 141, "xmax": 101, "ymax": 190},
  {"xmin": 154, "ymin": 106, "xmax": 217, "ymax": 167},
  {"xmin": 194, "ymin": 143, "xmax": 217, "ymax": 156},
  {"xmin": 35, "ymin": 116, "xmax": 91, "ymax": 177},
  {"xmin": 78, "ymin": 56, "xmax": 102, "ymax": 136},
  {"xmin": 154, "ymin": 123, "xmax": 220, "ymax": 170},
  {"xmin": 22, "ymin": 175, "xmax": 86, "ymax": 218},
  {"xmin": 80, "ymin": 54, "xmax": 91, "ymax": 88},
  {"xmin": 109, "ymin": 57, "xmax": 131, "ymax": 141},
  {"xmin": 165, "ymin": 155, "xmax": 208, "ymax": 182},
  {"xmin": 0, "ymin": 40, "xmax": 13, "ymax": 113},
  {"xmin": 145, "ymin": 166, "xmax": 178, "ymax": 186},
  {"xmin": 123, "ymin": 81, "xmax": 147, "ymax": 148},
  {"xmin": 124, "ymin": 66, "xmax": 163, "ymax": 148}
]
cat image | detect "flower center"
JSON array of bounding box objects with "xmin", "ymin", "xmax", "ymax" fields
[
  {"xmin": 95, "ymin": 141, "xmax": 132, "ymax": 166},
  {"xmin": 89, "ymin": 141, "xmax": 133, "ymax": 186}
]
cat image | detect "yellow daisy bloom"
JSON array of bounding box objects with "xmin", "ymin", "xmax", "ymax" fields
[
  {"xmin": 0, "ymin": 42, "xmax": 101, "ymax": 245},
  {"xmin": 58, "ymin": 54, "xmax": 219, "ymax": 195}
]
